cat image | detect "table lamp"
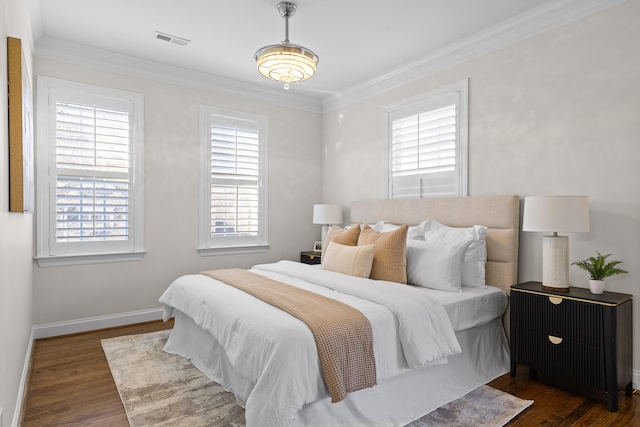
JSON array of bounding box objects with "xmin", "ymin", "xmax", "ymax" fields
[
  {"xmin": 312, "ymin": 204, "xmax": 343, "ymax": 244},
  {"xmin": 522, "ymin": 195, "xmax": 590, "ymax": 291}
]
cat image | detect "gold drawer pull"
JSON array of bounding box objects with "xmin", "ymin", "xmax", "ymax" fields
[
  {"xmin": 548, "ymin": 335, "xmax": 563, "ymax": 345},
  {"xmin": 309, "ymin": 255, "xmax": 315, "ymax": 259},
  {"xmin": 549, "ymin": 296, "xmax": 563, "ymax": 305}
]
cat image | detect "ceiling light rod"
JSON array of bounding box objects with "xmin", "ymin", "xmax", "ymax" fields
[
  {"xmin": 254, "ymin": 1, "xmax": 319, "ymax": 87},
  {"xmin": 279, "ymin": 1, "xmax": 296, "ymax": 43}
]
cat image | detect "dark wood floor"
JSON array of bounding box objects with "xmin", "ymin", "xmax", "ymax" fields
[
  {"xmin": 488, "ymin": 369, "xmax": 638, "ymax": 426},
  {"xmin": 21, "ymin": 320, "xmax": 174, "ymax": 427},
  {"xmin": 20, "ymin": 320, "xmax": 639, "ymax": 426}
]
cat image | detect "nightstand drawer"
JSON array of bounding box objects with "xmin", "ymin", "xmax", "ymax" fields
[
  {"xmin": 300, "ymin": 251, "xmax": 321, "ymax": 265},
  {"xmin": 515, "ymin": 291, "xmax": 603, "ymax": 346},
  {"xmin": 515, "ymin": 328, "xmax": 605, "ymax": 390}
]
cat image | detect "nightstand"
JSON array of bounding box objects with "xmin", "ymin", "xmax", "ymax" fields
[
  {"xmin": 510, "ymin": 281, "xmax": 633, "ymax": 411},
  {"xmin": 300, "ymin": 251, "xmax": 321, "ymax": 265}
]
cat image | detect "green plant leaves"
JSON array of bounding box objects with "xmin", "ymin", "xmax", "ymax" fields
[{"xmin": 571, "ymin": 251, "xmax": 628, "ymax": 280}]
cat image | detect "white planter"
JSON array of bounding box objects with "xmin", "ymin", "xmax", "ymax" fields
[{"xmin": 589, "ymin": 279, "xmax": 605, "ymax": 294}]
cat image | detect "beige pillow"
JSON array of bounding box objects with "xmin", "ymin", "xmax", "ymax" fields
[
  {"xmin": 322, "ymin": 241, "xmax": 375, "ymax": 278},
  {"xmin": 358, "ymin": 224, "xmax": 408, "ymax": 284},
  {"xmin": 321, "ymin": 225, "xmax": 361, "ymax": 264}
]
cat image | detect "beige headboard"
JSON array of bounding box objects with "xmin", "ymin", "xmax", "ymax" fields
[{"xmin": 350, "ymin": 195, "xmax": 520, "ymax": 295}]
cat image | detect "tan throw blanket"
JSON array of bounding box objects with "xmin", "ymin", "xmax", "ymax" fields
[{"xmin": 200, "ymin": 268, "xmax": 376, "ymax": 403}]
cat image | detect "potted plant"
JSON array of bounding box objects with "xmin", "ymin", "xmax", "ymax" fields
[{"xmin": 571, "ymin": 251, "xmax": 628, "ymax": 294}]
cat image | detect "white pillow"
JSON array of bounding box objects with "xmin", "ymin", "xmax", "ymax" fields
[
  {"xmin": 380, "ymin": 221, "xmax": 425, "ymax": 240},
  {"xmin": 421, "ymin": 220, "xmax": 488, "ymax": 288},
  {"xmin": 371, "ymin": 221, "xmax": 386, "ymax": 232},
  {"xmin": 322, "ymin": 241, "xmax": 375, "ymax": 278},
  {"xmin": 406, "ymin": 238, "xmax": 472, "ymax": 292},
  {"xmin": 345, "ymin": 221, "xmax": 385, "ymax": 232}
]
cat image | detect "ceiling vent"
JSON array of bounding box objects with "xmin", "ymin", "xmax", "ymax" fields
[{"xmin": 154, "ymin": 31, "xmax": 190, "ymax": 46}]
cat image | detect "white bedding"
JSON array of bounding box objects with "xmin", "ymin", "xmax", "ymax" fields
[
  {"xmin": 159, "ymin": 261, "xmax": 466, "ymax": 427},
  {"xmin": 279, "ymin": 263, "xmax": 508, "ymax": 333},
  {"xmin": 420, "ymin": 283, "xmax": 508, "ymax": 331}
]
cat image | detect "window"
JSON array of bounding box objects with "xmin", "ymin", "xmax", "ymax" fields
[
  {"xmin": 198, "ymin": 106, "xmax": 269, "ymax": 255},
  {"xmin": 36, "ymin": 77, "xmax": 144, "ymax": 266},
  {"xmin": 384, "ymin": 80, "xmax": 468, "ymax": 199}
]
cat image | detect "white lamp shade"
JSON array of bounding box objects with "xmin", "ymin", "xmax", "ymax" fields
[
  {"xmin": 522, "ymin": 196, "xmax": 590, "ymax": 233},
  {"xmin": 312, "ymin": 204, "xmax": 343, "ymax": 225}
]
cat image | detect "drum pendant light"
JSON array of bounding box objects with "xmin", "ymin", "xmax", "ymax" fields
[{"xmin": 254, "ymin": 2, "xmax": 319, "ymax": 86}]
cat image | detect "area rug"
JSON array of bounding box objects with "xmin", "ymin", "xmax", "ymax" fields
[
  {"xmin": 102, "ymin": 330, "xmax": 532, "ymax": 427},
  {"xmin": 405, "ymin": 384, "xmax": 532, "ymax": 427}
]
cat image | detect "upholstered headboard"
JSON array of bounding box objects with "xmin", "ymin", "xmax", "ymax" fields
[{"xmin": 350, "ymin": 195, "xmax": 520, "ymax": 295}]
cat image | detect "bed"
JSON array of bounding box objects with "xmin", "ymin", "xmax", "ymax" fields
[{"xmin": 160, "ymin": 195, "xmax": 520, "ymax": 426}]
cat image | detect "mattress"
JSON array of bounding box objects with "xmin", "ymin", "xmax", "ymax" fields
[{"xmin": 421, "ymin": 284, "xmax": 507, "ymax": 332}]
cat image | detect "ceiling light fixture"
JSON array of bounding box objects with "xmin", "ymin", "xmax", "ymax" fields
[{"xmin": 254, "ymin": 2, "xmax": 319, "ymax": 87}]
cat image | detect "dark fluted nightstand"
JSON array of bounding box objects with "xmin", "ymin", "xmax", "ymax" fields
[
  {"xmin": 300, "ymin": 251, "xmax": 321, "ymax": 265},
  {"xmin": 510, "ymin": 281, "xmax": 633, "ymax": 411}
]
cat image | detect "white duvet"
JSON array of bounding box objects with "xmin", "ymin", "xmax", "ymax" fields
[{"xmin": 159, "ymin": 261, "xmax": 461, "ymax": 427}]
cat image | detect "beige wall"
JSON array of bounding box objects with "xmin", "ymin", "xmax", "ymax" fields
[
  {"xmin": 322, "ymin": 0, "xmax": 640, "ymax": 370},
  {"xmin": 0, "ymin": 0, "xmax": 34, "ymax": 423},
  {"xmin": 32, "ymin": 59, "xmax": 323, "ymax": 325}
]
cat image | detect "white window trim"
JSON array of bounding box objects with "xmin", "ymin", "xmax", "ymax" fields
[
  {"xmin": 382, "ymin": 79, "xmax": 468, "ymax": 199},
  {"xmin": 35, "ymin": 76, "xmax": 145, "ymax": 267},
  {"xmin": 198, "ymin": 105, "xmax": 269, "ymax": 256}
]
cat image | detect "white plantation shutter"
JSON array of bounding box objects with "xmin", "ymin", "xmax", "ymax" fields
[
  {"xmin": 55, "ymin": 102, "xmax": 131, "ymax": 242},
  {"xmin": 385, "ymin": 81, "xmax": 468, "ymax": 199},
  {"xmin": 56, "ymin": 176, "xmax": 129, "ymax": 242},
  {"xmin": 210, "ymin": 122, "xmax": 259, "ymax": 236},
  {"xmin": 199, "ymin": 106, "xmax": 268, "ymax": 253},
  {"xmin": 36, "ymin": 77, "xmax": 144, "ymax": 265}
]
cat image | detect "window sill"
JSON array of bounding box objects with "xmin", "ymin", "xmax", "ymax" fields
[
  {"xmin": 35, "ymin": 251, "xmax": 146, "ymax": 267},
  {"xmin": 198, "ymin": 244, "xmax": 270, "ymax": 257}
]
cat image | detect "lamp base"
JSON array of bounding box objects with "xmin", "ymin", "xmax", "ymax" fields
[
  {"xmin": 541, "ymin": 235, "xmax": 570, "ymax": 291},
  {"xmin": 321, "ymin": 225, "xmax": 331, "ymax": 246}
]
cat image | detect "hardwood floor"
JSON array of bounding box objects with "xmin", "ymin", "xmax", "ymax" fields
[
  {"xmin": 488, "ymin": 368, "xmax": 638, "ymax": 426},
  {"xmin": 20, "ymin": 320, "xmax": 639, "ymax": 426},
  {"xmin": 21, "ymin": 320, "xmax": 173, "ymax": 427}
]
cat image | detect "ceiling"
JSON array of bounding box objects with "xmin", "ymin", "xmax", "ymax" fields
[{"xmin": 28, "ymin": 0, "xmax": 558, "ymax": 97}]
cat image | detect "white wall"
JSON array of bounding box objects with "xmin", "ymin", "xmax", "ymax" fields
[
  {"xmin": 322, "ymin": 0, "xmax": 640, "ymax": 371},
  {"xmin": 0, "ymin": 0, "xmax": 34, "ymax": 424},
  {"xmin": 32, "ymin": 59, "xmax": 322, "ymax": 325}
]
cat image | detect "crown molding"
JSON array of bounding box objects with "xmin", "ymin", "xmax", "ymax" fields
[
  {"xmin": 34, "ymin": 37, "xmax": 323, "ymax": 114},
  {"xmin": 32, "ymin": 0, "xmax": 624, "ymax": 115},
  {"xmin": 321, "ymin": 0, "xmax": 626, "ymax": 112}
]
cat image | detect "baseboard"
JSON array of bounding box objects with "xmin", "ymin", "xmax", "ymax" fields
[
  {"xmin": 32, "ymin": 307, "xmax": 165, "ymax": 339},
  {"xmin": 12, "ymin": 328, "xmax": 34, "ymax": 427}
]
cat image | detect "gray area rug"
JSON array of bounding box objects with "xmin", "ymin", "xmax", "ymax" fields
[
  {"xmin": 405, "ymin": 384, "xmax": 532, "ymax": 427},
  {"xmin": 102, "ymin": 330, "xmax": 532, "ymax": 427}
]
